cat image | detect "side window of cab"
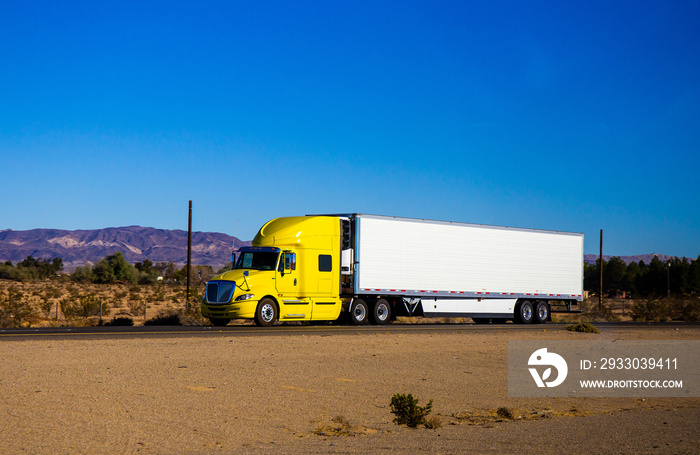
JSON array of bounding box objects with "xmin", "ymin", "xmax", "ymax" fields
[
  {"xmin": 279, "ymin": 252, "xmax": 296, "ymax": 273},
  {"xmin": 318, "ymin": 254, "xmax": 332, "ymax": 272}
]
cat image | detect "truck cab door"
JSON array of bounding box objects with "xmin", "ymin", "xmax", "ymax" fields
[{"xmin": 275, "ymin": 251, "xmax": 298, "ymax": 296}]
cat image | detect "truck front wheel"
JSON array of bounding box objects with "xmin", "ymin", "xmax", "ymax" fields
[
  {"xmin": 350, "ymin": 299, "xmax": 369, "ymax": 325},
  {"xmin": 255, "ymin": 298, "xmax": 278, "ymax": 327},
  {"xmin": 370, "ymin": 299, "xmax": 392, "ymax": 325},
  {"xmin": 515, "ymin": 300, "xmax": 534, "ymax": 324}
]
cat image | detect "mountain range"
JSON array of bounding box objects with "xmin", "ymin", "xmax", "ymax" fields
[
  {"xmin": 0, "ymin": 226, "xmax": 250, "ymax": 272},
  {"xmin": 0, "ymin": 226, "xmax": 691, "ymax": 273}
]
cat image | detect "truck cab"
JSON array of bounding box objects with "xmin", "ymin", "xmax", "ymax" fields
[{"xmin": 201, "ymin": 216, "xmax": 344, "ymax": 326}]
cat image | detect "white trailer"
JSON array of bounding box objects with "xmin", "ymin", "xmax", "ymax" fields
[{"xmin": 339, "ymin": 214, "xmax": 583, "ymax": 324}]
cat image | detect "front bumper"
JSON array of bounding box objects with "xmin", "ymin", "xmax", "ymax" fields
[{"xmin": 201, "ymin": 299, "xmax": 258, "ymax": 319}]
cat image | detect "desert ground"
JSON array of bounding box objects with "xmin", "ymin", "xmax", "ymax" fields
[
  {"xmin": 0, "ymin": 279, "xmax": 665, "ymax": 328},
  {"xmin": 0, "ymin": 280, "xmax": 201, "ymax": 327},
  {"xmin": 1, "ymin": 324, "xmax": 698, "ymax": 454}
]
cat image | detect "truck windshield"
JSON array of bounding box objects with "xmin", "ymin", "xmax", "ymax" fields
[{"xmin": 234, "ymin": 251, "xmax": 279, "ymax": 271}]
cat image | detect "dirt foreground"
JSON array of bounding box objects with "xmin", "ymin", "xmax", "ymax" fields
[{"xmin": 1, "ymin": 325, "xmax": 698, "ymax": 454}]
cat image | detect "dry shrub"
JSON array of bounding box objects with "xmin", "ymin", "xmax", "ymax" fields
[
  {"xmin": 565, "ymin": 322, "xmax": 600, "ymax": 334},
  {"xmin": 0, "ymin": 286, "xmax": 38, "ymax": 327},
  {"xmin": 582, "ymin": 300, "xmax": 620, "ymax": 322},
  {"xmin": 60, "ymin": 293, "xmax": 110, "ymax": 319},
  {"xmin": 314, "ymin": 416, "xmax": 352, "ymax": 436},
  {"xmin": 104, "ymin": 316, "xmax": 134, "ymax": 326},
  {"xmin": 128, "ymin": 298, "xmax": 145, "ymax": 316},
  {"xmin": 144, "ymin": 310, "xmax": 181, "ymax": 326},
  {"xmin": 423, "ymin": 415, "xmax": 442, "ymax": 429},
  {"xmin": 632, "ymin": 297, "xmax": 700, "ymax": 322},
  {"xmin": 453, "ymin": 407, "xmax": 558, "ymax": 425},
  {"xmin": 497, "ymin": 407, "xmax": 514, "ymax": 420}
]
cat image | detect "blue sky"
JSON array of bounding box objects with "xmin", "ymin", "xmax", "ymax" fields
[{"xmin": 1, "ymin": 1, "xmax": 698, "ymax": 257}]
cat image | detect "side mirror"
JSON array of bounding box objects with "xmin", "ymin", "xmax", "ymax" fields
[{"xmin": 230, "ymin": 252, "xmax": 236, "ymax": 266}]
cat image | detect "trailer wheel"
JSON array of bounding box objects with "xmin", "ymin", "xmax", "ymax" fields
[
  {"xmin": 534, "ymin": 301, "xmax": 549, "ymax": 324},
  {"xmin": 254, "ymin": 298, "xmax": 278, "ymax": 327},
  {"xmin": 370, "ymin": 299, "xmax": 391, "ymax": 325},
  {"xmin": 350, "ymin": 299, "xmax": 369, "ymax": 325},
  {"xmin": 210, "ymin": 318, "xmax": 231, "ymax": 327},
  {"xmin": 515, "ymin": 300, "xmax": 534, "ymax": 324}
]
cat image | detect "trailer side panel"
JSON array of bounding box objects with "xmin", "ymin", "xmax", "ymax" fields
[{"xmin": 355, "ymin": 215, "xmax": 583, "ymax": 299}]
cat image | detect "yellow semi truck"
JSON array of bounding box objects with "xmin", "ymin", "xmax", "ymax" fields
[{"xmin": 202, "ymin": 214, "xmax": 584, "ymax": 326}]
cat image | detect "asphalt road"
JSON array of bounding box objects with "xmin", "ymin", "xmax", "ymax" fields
[{"xmin": 1, "ymin": 321, "xmax": 696, "ymax": 340}]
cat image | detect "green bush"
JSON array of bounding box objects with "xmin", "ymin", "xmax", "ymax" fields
[
  {"xmin": 0, "ymin": 263, "xmax": 27, "ymax": 281},
  {"xmin": 390, "ymin": 393, "xmax": 434, "ymax": 428},
  {"xmin": 92, "ymin": 252, "xmax": 138, "ymax": 284},
  {"xmin": 0, "ymin": 256, "xmax": 63, "ymax": 281}
]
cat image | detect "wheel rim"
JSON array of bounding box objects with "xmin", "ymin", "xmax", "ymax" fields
[
  {"xmin": 353, "ymin": 303, "xmax": 366, "ymax": 321},
  {"xmin": 537, "ymin": 304, "xmax": 547, "ymax": 320},
  {"xmin": 261, "ymin": 303, "xmax": 275, "ymax": 323},
  {"xmin": 376, "ymin": 303, "xmax": 388, "ymax": 321},
  {"xmin": 522, "ymin": 304, "xmax": 532, "ymax": 321}
]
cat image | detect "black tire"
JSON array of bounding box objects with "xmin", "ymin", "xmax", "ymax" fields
[
  {"xmin": 349, "ymin": 299, "xmax": 369, "ymax": 325},
  {"xmin": 254, "ymin": 298, "xmax": 278, "ymax": 327},
  {"xmin": 210, "ymin": 318, "xmax": 231, "ymax": 327},
  {"xmin": 515, "ymin": 300, "xmax": 534, "ymax": 324},
  {"xmin": 370, "ymin": 299, "xmax": 392, "ymax": 325},
  {"xmin": 534, "ymin": 301, "xmax": 549, "ymax": 324},
  {"xmin": 472, "ymin": 318, "xmax": 489, "ymax": 324}
]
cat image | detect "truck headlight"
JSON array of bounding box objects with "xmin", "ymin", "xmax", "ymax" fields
[{"xmin": 235, "ymin": 294, "xmax": 255, "ymax": 301}]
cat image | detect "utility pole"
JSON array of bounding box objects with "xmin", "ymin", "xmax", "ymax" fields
[
  {"xmin": 599, "ymin": 229, "xmax": 603, "ymax": 310},
  {"xmin": 667, "ymin": 261, "xmax": 671, "ymax": 298},
  {"xmin": 186, "ymin": 200, "xmax": 192, "ymax": 312}
]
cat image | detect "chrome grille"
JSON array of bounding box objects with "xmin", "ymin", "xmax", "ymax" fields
[{"xmin": 206, "ymin": 281, "xmax": 235, "ymax": 304}]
